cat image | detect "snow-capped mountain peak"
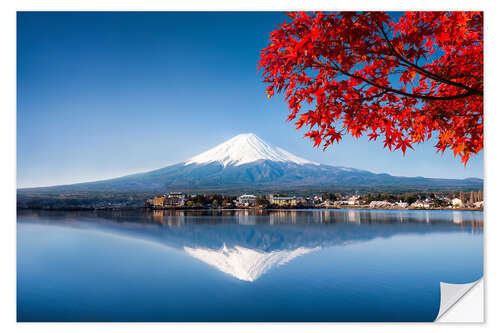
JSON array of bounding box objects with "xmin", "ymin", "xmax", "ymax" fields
[{"xmin": 185, "ymin": 133, "xmax": 319, "ymax": 167}]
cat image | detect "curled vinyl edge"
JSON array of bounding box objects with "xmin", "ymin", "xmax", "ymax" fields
[{"xmin": 435, "ymin": 278, "xmax": 483, "ymax": 322}]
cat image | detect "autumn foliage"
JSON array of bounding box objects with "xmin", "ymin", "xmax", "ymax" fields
[{"xmin": 258, "ymin": 12, "xmax": 483, "ymax": 165}]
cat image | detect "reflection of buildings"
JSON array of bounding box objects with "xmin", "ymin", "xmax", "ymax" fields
[
  {"xmin": 347, "ymin": 210, "xmax": 360, "ymax": 224},
  {"xmin": 237, "ymin": 210, "xmax": 256, "ymax": 225},
  {"xmin": 152, "ymin": 209, "xmax": 185, "ymax": 226},
  {"xmin": 142, "ymin": 209, "xmax": 484, "ymax": 231},
  {"xmin": 469, "ymin": 218, "xmax": 483, "ymax": 234},
  {"xmin": 453, "ymin": 211, "xmax": 463, "ymax": 224},
  {"xmin": 451, "ymin": 210, "xmax": 484, "ymax": 234},
  {"xmin": 153, "ymin": 210, "xmax": 166, "ymax": 224},
  {"xmin": 269, "ymin": 210, "xmax": 299, "ymax": 224}
]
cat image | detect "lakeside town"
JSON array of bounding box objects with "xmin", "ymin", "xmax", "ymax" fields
[{"xmin": 145, "ymin": 190, "xmax": 484, "ymax": 211}]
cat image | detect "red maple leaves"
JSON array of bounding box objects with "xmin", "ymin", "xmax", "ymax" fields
[{"xmin": 258, "ymin": 11, "xmax": 483, "ymax": 165}]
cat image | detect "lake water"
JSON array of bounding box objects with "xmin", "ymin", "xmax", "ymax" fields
[{"xmin": 17, "ymin": 209, "xmax": 483, "ymax": 322}]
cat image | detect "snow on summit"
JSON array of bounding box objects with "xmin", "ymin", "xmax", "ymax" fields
[{"xmin": 185, "ymin": 133, "xmax": 319, "ymax": 167}]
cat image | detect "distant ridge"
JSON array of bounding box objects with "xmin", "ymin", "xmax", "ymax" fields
[{"xmin": 18, "ymin": 133, "xmax": 483, "ymax": 193}]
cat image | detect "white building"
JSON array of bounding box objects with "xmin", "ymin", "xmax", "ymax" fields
[
  {"xmin": 369, "ymin": 201, "xmax": 393, "ymax": 208},
  {"xmin": 396, "ymin": 201, "xmax": 409, "ymax": 208},
  {"xmin": 452, "ymin": 198, "xmax": 463, "ymax": 208},
  {"xmin": 238, "ymin": 194, "xmax": 257, "ymax": 206},
  {"xmin": 319, "ymin": 200, "xmax": 334, "ymax": 208},
  {"xmin": 165, "ymin": 192, "xmax": 185, "ymax": 206},
  {"xmin": 411, "ymin": 199, "xmax": 433, "ymax": 208},
  {"xmin": 313, "ymin": 195, "xmax": 323, "ymax": 203},
  {"xmin": 269, "ymin": 195, "xmax": 298, "ymax": 206},
  {"xmin": 347, "ymin": 195, "xmax": 360, "ymax": 205}
]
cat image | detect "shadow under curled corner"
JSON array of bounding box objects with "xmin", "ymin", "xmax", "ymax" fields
[{"xmin": 435, "ymin": 278, "xmax": 484, "ymax": 322}]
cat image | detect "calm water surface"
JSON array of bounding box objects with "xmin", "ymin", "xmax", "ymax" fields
[{"xmin": 17, "ymin": 209, "xmax": 483, "ymax": 322}]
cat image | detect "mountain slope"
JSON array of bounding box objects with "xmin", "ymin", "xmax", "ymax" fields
[{"xmin": 18, "ymin": 133, "xmax": 483, "ymax": 193}]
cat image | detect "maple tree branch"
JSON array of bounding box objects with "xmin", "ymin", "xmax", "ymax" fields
[
  {"xmin": 376, "ymin": 23, "xmax": 483, "ymax": 96},
  {"xmin": 325, "ymin": 62, "xmax": 476, "ymax": 101}
]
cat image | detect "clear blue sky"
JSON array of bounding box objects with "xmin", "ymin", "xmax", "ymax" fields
[{"xmin": 17, "ymin": 12, "xmax": 483, "ymax": 188}]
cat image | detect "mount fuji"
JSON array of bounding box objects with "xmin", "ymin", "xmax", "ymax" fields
[
  {"xmin": 20, "ymin": 133, "xmax": 482, "ymax": 193},
  {"xmin": 185, "ymin": 133, "xmax": 319, "ymax": 167}
]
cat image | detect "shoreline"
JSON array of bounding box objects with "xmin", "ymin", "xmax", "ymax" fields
[{"xmin": 16, "ymin": 206, "xmax": 483, "ymax": 212}]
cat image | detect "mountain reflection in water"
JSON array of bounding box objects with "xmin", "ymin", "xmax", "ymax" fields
[
  {"xmin": 17, "ymin": 209, "xmax": 483, "ymax": 322},
  {"xmin": 18, "ymin": 209, "xmax": 482, "ymax": 282}
]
